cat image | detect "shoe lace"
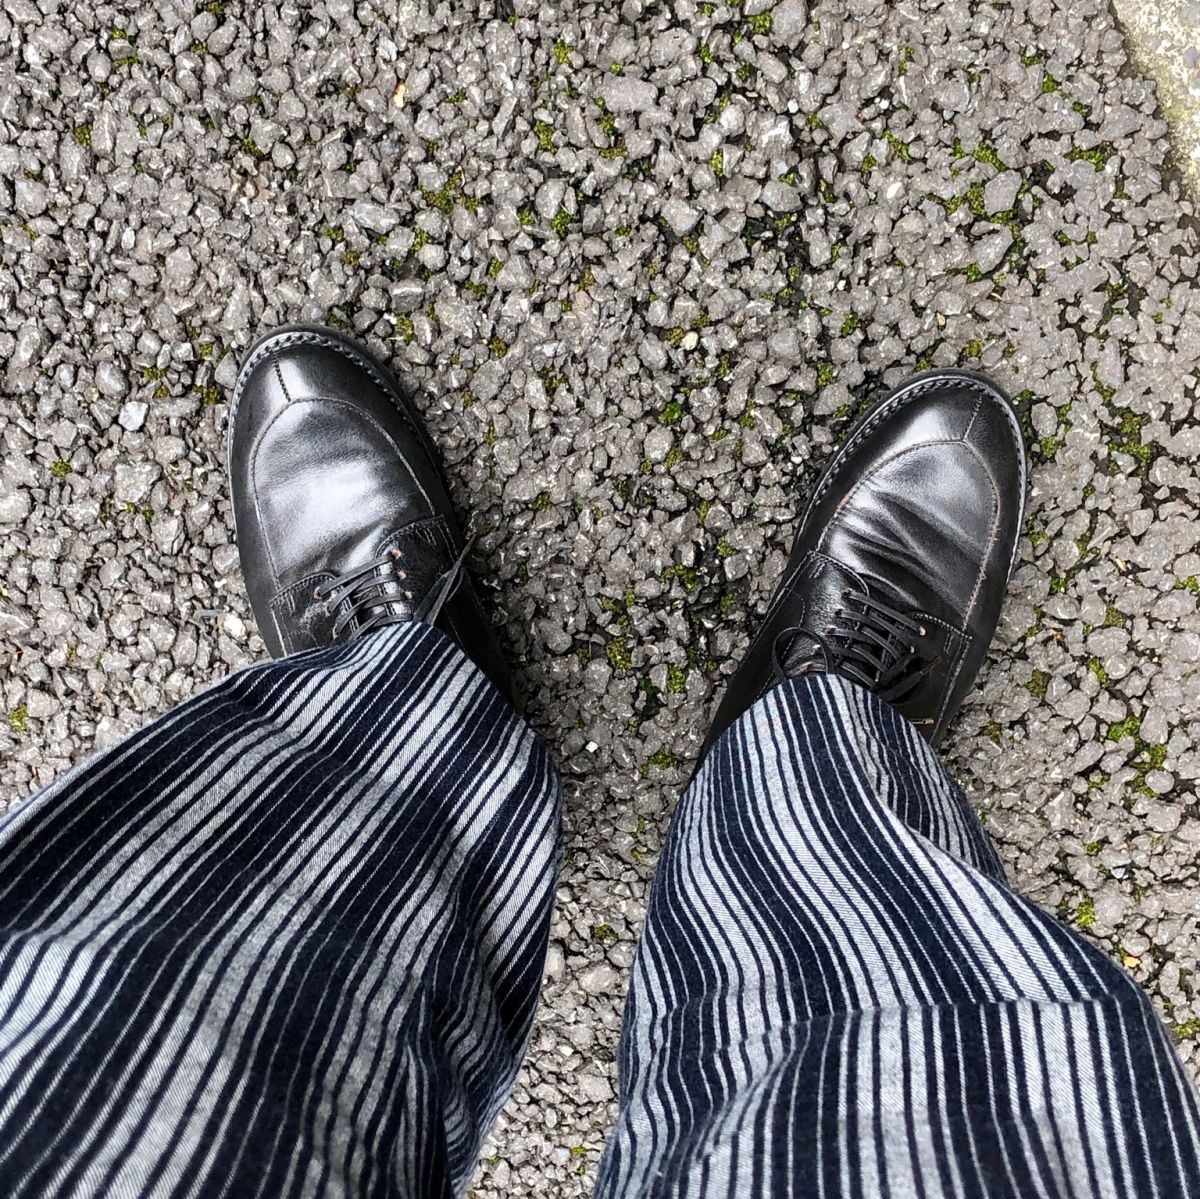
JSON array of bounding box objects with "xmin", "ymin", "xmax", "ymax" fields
[
  {"xmin": 312, "ymin": 539, "xmax": 472, "ymax": 642},
  {"xmin": 775, "ymin": 586, "xmax": 938, "ymax": 705}
]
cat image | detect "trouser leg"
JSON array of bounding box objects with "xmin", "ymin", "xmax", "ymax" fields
[
  {"xmin": 596, "ymin": 674, "xmax": 1200, "ymax": 1199},
  {"xmin": 0, "ymin": 623, "xmax": 560, "ymax": 1199}
]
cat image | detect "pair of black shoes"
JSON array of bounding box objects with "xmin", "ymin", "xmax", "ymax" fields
[{"xmin": 228, "ymin": 326, "xmax": 1026, "ymax": 753}]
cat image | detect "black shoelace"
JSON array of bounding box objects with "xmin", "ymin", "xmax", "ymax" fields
[
  {"xmin": 313, "ymin": 541, "xmax": 470, "ymax": 642},
  {"xmin": 775, "ymin": 587, "xmax": 937, "ymax": 704}
]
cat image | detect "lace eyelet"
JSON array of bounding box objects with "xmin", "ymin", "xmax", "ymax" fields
[
  {"xmin": 918, "ymin": 625, "xmax": 927, "ymax": 637},
  {"xmin": 313, "ymin": 587, "xmax": 323, "ymax": 601},
  {"xmin": 397, "ymin": 570, "xmax": 407, "ymax": 580}
]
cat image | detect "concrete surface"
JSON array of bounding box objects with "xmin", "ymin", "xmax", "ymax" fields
[
  {"xmin": 1114, "ymin": 0, "xmax": 1200, "ymax": 192},
  {"xmin": 1, "ymin": 0, "xmax": 1199, "ymax": 1194}
]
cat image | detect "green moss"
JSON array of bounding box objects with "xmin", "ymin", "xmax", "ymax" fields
[
  {"xmin": 1066, "ymin": 144, "xmax": 1115, "ymax": 169},
  {"xmin": 716, "ymin": 538, "xmax": 735, "ymax": 559},
  {"xmin": 1106, "ymin": 715, "xmax": 1141, "ymax": 743},
  {"xmin": 645, "ymin": 747, "xmax": 677, "ymax": 771},
  {"xmin": 606, "ymin": 636, "xmax": 632, "ymax": 672},
  {"xmin": 709, "ymin": 148, "xmax": 724, "ymax": 175},
  {"xmin": 744, "ymin": 12, "xmax": 772, "ymax": 35},
  {"xmin": 1084, "ymin": 839, "xmax": 1103, "ymax": 856},
  {"xmin": 898, "ymin": 44, "xmax": 914, "ymax": 75},
  {"xmin": 1086, "ymin": 657, "xmax": 1109, "ymax": 686},
  {"xmin": 7, "ymin": 706, "xmax": 28, "ymax": 733},
  {"xmin": 963, "ymin": 338, "xmax": 983, "ymax": 360},
  {"xmin": 1074, "ymin": 894, "xmax": 1096, "ymax": 929},
  {"xmin": 884, "ymin": 130, "xmax": 913, "ymax": 162},
  {"xmin": 447, "ymin": 88, "xmax": 466, "ymax": 103},
  {"xmin": 662, "ymin": 563, "xmax": 700, "ymax": 590},
  {"xmin": 1108, "ymin": 407, "xmax": 1154, "ymax": 471},
  {"xmin": 1041, "ymin": 71, "xmax": 1060, "ymax": 94},
  {"xmin": 659, "ymin": 399, "xmax": 686, "ymax": 425},
  {"xmin": 973, "ymin": 142, "xmax": 1007, "ymax": 170},
  {"xmin": 860, "ymin": 153, "xmax": 878, "ymax": 174},
  {"xmin": 517, "ymin": 205, "xmax": 535, "ymax": 227},
  {"xmin": 983, "ymin": 720, "xmax": 1002, "ymax": 743},
  {"xmin": 73, "ymin": 123, "xmax": 92, "ymax": 149},
  {"xmin": 839, "ymin": 312, "xmax": 859, "ymax": 337},
  {"xmin": 1025, "ymin": 669, "xmax": 1050, "ymax": 701},
  {"xmin": 667, "ymin": 665, "xmax": 688, "ymax": 695},
  {"xmin": 422, "ymin": 167, "xmax": 466, "ymax": 213},
  {"xmin": 815, "ymin": 361, "xmax": 836, "ymax": 387},
  {"xmin": 554, "ymin": 39, "xmax": 571, "ymax": 64},
  {"xmin": 534, "ymin": 120, "xmax": 556, "ymax": 153},
  {"xmin": 1103, "ymin": 602, "xmax": 1126, "ymax": 628},
  {"xmin": 551, "ymin": 208, "xmax": 573, "ymax": 237},
  {"xmin": 698, "ymin": 42, "xmax": 714, "ymax": 65},
  {"xmin": 48, "ymin": 458, "xmax": 72, "ymax": 480},
  {"xmin": 590, "ymin": 923, "xmax": 616, "ymax": 943},
  {"xmin": 395, "ymin": 315, "xmax": 415, "ymax": 343},
  {"xmin": 343, "ymin": 249, "xmax": 361, "ymax": 267},
  {"xmin": 531, "ymin": 491, "xmax": 553, "ymax": 512},
  {"xmin": 489, "ymin": 336, "xmax": 509, "ymax": 358}
]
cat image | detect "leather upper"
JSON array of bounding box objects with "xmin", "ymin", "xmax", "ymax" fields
[
  {"xmin": 228, "ymin": 325, "xmax": 510, "ymax": 698},
  {"xmin": 703, "ymin": 369, "xmax": 1026, "ymax": 755}
]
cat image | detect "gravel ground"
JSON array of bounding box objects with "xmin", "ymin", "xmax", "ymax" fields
[
  {"xmin": 2, "ymin": 0, "xmax": 1200, "ymax": 1193},
  {"xmin": 1113, "ymin": 0, "xmax": 1200, "ymax": 191}
]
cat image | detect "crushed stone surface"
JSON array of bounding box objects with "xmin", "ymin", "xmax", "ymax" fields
[{"xmin": 2, "ymin": 0, "xmax": 1199, "ymax": 1193}]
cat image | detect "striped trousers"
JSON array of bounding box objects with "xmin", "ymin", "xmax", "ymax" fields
[{"xmin": 0, "ymin": 623, "xmax": 1197, "ymax": 1197}]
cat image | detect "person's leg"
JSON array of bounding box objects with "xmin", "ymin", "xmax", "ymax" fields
[
  {"xmin": 597, "ymin": 370, "xmax": 1200, "ymax": 1198},
  {"xmin": 0, "ymin": 327, "xmax": 559, "ymax": 1198},
  {"xmin": 0, "ymin": 624, "xmax": 557, "ymax": 1198},
  {"xmin": 598, "ymin": 675, "xmax": 1200, "ymax": 1198}
]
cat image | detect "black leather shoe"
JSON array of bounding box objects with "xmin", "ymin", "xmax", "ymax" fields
[
  {"xmin": 228, "ymin": 324, "xmax": 511, "ymax": 698},
  {"xmin": 702, "ymin": 368, "xmax": 1026, "ymax": 756}
]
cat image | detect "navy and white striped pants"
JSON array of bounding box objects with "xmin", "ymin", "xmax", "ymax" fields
[{"xmin": 0, "ymin": 622, "xmax": 1197, "ymax": 1197}]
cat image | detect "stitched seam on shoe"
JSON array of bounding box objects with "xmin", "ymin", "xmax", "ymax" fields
[
  {"xmin": 228, "ymin": 328, "xmax": 445, "ymax": 539},
  {"xmin": 933, "ymin": 630, "xmax": 972, "ymax": 736},
  {"xmin": 234, "ymin": 330, "xmax": 436, "ymax": 470},
  {"xmin": 801, "ymin": 374, "xmax": 1000, "ymax": 529},
  {"xmin": 814, "ymin": 436, "xmax": 975, "ymax": 556},
  {"xmin": 956, "ymin": 437, "xmax": 1002, "ymax": 631},
  {"xmin": 249, "ymin": 397, "xmax": 436, "ymax": 601},
  {"xmin": 272, "ymin": 354, "xmax": 292, "ymax": 406},
  {"xmin": 250, "ymin": 396, "xmax": 434, "ymax": 508}
]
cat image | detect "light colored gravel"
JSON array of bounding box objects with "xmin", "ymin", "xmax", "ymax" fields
[{"xmin": 1, "ymin": 1, "xmax": 1199, "ymax": 1195}]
